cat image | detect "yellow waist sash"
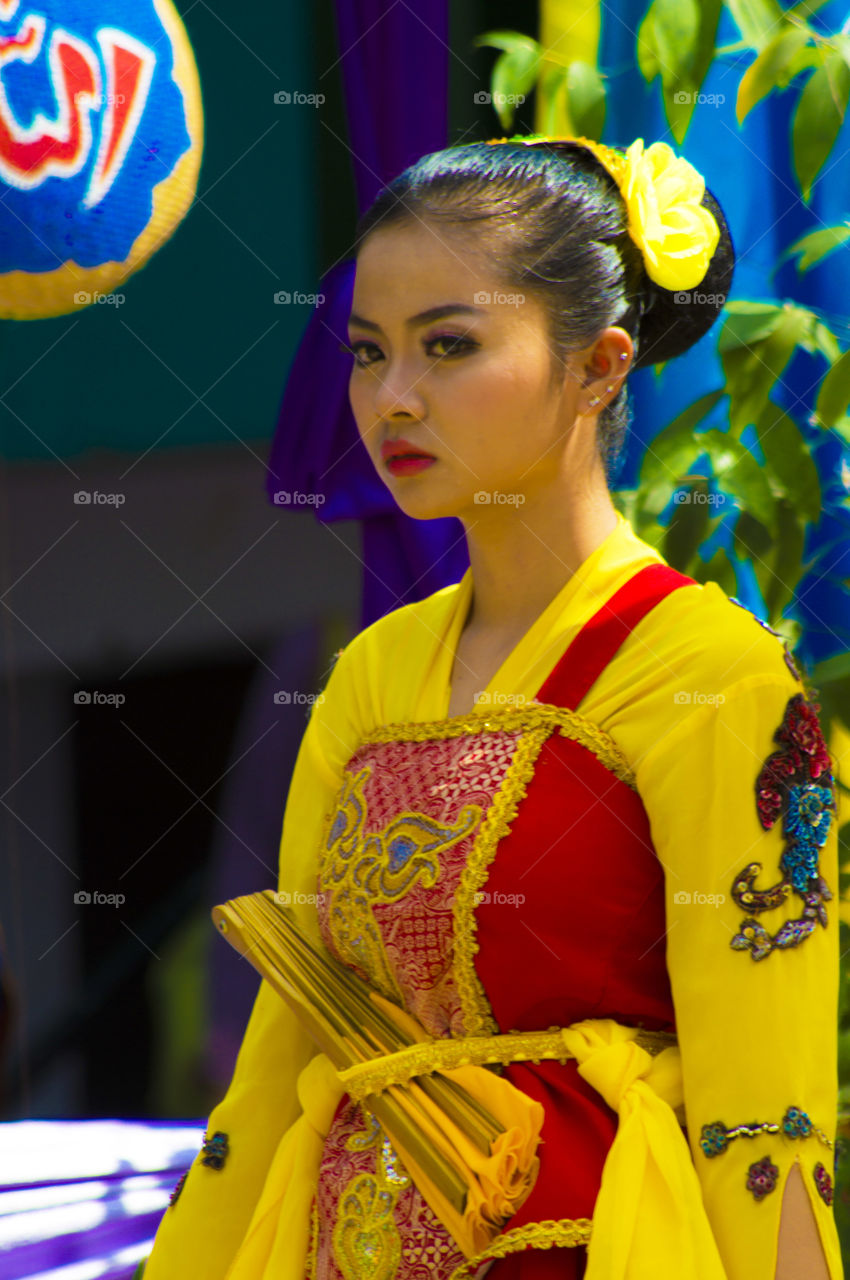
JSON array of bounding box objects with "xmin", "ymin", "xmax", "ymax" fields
[{"xmin": 221, "ymin": 1016, "xmax": 729, "ymax": 1280}]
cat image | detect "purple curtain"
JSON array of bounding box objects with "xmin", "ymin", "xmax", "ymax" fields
[{"xmin": 265, "ymin": 0, "xmax": 466, "ymax": 630}]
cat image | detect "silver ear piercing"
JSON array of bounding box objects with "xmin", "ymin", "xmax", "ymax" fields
[
  {"xmin": 619, "ymin": 352, "xmax": 628, "ymax": 361},
  {"xmin": 588, "ymin": 383, "xmax": 615, "ymax": 407}
]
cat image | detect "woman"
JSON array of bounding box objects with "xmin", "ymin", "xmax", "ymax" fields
[{"xmin": 142, "ymin": 135, "xmax": 843, "ymax": 1279}]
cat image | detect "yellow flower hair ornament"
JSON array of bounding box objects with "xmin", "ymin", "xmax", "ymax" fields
[{"xmin": 486, "ymin": 134, "xmax": 721, "ymax": 293}]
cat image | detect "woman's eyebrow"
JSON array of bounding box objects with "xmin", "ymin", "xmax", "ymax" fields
[{"xmin": 347, "ymin": 303, "xmax": 484, "ymax": 333}]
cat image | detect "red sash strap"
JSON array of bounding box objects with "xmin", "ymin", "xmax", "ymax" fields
[{"xmin": 536, "ymin": 562, "xmax": 698, "ymax": 711}]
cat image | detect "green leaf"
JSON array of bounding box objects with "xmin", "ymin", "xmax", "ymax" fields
[
  {"xmin": 718, "ymin": 301, "xmax": 784, "ymax": 351},
  {"xmin": 637, "ymin": 5, "xmax": 661, "ymax": 82},
  {"xmin": 811, "ymin": 651, "xmax": 850, "ymax": 686},
  {"xmin": 565, "ymin": 59, "xmax": 606, "ymax": 139},
  {"xmin": 736, "ymin": 25, "xmax": 811, "ymax": 123},
  {"xmin": 536, "ymin": 63, "xmax": 570, "ymax": 135},
  {"xmin": 492, "ymin": 46, "xmax": 542, "ymax": 128},
  {"xmin": 663, "ymin": 478, "xmax": 713, "ymax": 570},
  {"xmin": 699, "ymin": 427, "xmax": 778, "ymax": 531},
  {"xmin": 777, "ymin": 224, "xmax": 850, "ymax": 274},
  {"xmin": 754, "ymin": 401, "xmax": 822, "ymax": 523},
  {"xmin": 765, "ymin": 496, "xmax": 806, "ymax": 616},
  {"xmin": 690, "ymin": 543, "xmax": 738, "ymax": 592},
  {"xmin": 639, "ymin": 389, "xmax": 726, "ymax": 490},
  {"xmin": 792, "ymin": 52, "xmax": 850, "ymax": 202},
  {"xmin": 733, "ymin": 509, "xmax": 774, "ymax": 561},
  {"xmin": 810, "ymin": 319, "xmax": 842, "ymax": 364},
  {"xmin": 472, "ymin": 30, "xmax": 542, "ymax": 57},
  {"xmin": 722, "ymin": 0, "xmax": 785, "ymax": 50},
  {"xmin": 814, "ymin": 346, "xmax": 850, "ymax": 429},
  {"xmin": 785, "ymin": 0, "xmax": 832, "ymax": 18},
  {"xmin": 721, "ymin": 304, "xmax": 813, "ymax": 435}
]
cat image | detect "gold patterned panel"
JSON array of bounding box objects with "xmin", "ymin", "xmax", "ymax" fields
[{"xmin": 319, "ymin": 763, "xmax": 483, "ymax": 1003}]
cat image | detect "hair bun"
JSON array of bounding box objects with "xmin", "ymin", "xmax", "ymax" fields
[{"xmin": 632, "ymin": 187, "xmax": 735, "ymax": 369}]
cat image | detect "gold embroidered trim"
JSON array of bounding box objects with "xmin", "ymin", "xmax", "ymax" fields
[
  {"xmin": 357, "ymin": 702, "xmax": 637, "ymax": 791},
  {"xmin": 446, "ymin": 1216, "xmax": 593, "ymax": 1277},
  {"xmin": 306, "ymin": 1197, "xmax": 319, "ymax": 1279},
  {"xmin": 454, "ymin": 723, "xmax": 553, "ymax": 1036},
  {"xmin": 337, "ymin": 1026, "xmax": 678, "ymax": 1102}
]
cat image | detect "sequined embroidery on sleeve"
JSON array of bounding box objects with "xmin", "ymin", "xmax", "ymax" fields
[
  {"xmin": 730, "ymin": 693, "xmax": 836, "ymax": 960},
  {"xmin": 700, "ymin": 1107, "xmax": 835, "ymax": 1158}
]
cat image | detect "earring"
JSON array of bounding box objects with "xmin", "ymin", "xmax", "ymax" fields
[
  {"xmin": 606, "ymin": 384, "xmax": 613, "ymax": 391},
  {"xmin": 588, "ymin": 394, "xmax": 600, "ymax": 406},
  {"xmin": 618, "ymin": 352, "xmax": 627, "ymax": 361}
]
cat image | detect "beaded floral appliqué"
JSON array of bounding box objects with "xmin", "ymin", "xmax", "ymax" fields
[
  {"xmin": 814, "ymin": 1162, "xmax": 834, "ymax": 1206},
  {"xmin": 747, "ymin": 1155, "xmax": 779, "ymax": 1200},
  {"xmin": 730, "ymin": 693, "xmax": 836, "ymax": 960}
]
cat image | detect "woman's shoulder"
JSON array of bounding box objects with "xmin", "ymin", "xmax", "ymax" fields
[{"xmin": 630, "ymin": 575, "xmax": 807, "ymax": 695}]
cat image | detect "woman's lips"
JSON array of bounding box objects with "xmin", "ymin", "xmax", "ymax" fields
[
  {"xmin": 381, "ymin": 438, "xmax": 436, "ymax": 476},
  {"xmin": 385, "ymin": 456, "xmax": 436, "ymax": 476}
]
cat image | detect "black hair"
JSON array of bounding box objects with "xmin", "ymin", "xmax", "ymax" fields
[{"xmin": 352, "ymin": 137, "xmax": 735, "ymax": 484}]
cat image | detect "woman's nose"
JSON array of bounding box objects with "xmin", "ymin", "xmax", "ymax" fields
[{"xmin": 371, "ymin": 358, "xmax": 427, "ymax": 419}]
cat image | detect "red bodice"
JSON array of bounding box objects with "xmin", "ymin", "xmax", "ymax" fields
[{"xmin": 308, "ymin": 563, "xmax": 695, "ymax": 1280}]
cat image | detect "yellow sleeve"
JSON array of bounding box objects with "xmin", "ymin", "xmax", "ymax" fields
[
  {"xmin": 142, "ymin": 640, "xmax": 364, "ymax": 1279},
  {"xmin": 634, "ymin": 672, "xmax": 843, "ymax": 1280}
]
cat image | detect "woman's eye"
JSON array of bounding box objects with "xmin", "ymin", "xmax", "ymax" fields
[
  {"xmin": 426, "ymin": 333, "xmax": 477, "ymax": 358},
  {"xmin": 340, "ymin": 340, "xmax": 380, "ymax": 368},
  {"xmin": 341, "ymin": 334, "xmax": 477, "ymax": 369}
]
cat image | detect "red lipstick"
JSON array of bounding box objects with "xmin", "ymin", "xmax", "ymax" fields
[{"xmin": 381, "ymin": 438, "xmax": 436, "ymax": 476}]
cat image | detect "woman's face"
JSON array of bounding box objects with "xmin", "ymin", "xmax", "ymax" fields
[{"xmin": 347, "ymin": 218, "xmax": 606, "ymax": 525}]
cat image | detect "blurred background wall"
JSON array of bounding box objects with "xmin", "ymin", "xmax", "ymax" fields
[{"xmin": 0, "ymin": 0, "xmax": 531, "ymax": 1121}]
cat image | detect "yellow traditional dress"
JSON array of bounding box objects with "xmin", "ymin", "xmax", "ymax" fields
[{"xmin": 141, "ymin": 511, "xmax": 844, "ymax": 1280}]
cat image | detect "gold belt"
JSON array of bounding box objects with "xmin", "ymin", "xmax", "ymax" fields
[{"xmin": 337, "ymin": 1023, "xmax": 678, "ymax": 1104}]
